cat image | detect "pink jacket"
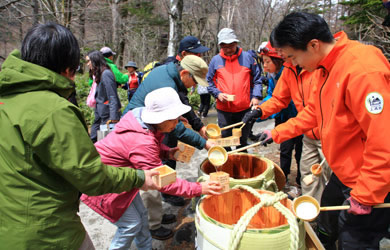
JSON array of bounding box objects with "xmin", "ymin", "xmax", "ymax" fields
[{"xmin": 81, "ymin": 108, "xmax": 202, "ymax": 223}]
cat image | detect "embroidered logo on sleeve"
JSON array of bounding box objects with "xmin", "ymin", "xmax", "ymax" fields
[{"xmin": 365, "ymin": 92, "xmax": 384, "ymax": 114}]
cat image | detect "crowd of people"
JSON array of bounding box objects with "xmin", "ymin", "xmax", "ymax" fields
[{"xmin": 0, "ymin": 10, "xmax": 389, "ymax": 250}]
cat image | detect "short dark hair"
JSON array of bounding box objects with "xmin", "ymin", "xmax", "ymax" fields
[
  {"xmin": 21, "ymin": 22, "xmax": 80, "ymax": 75},
  {"xmin": 102, "ymin": 52, "xmax": 113, "ymax": 58},
  {"xmin": 88, "ymin": 50, "xmax": 110, "ymax": 84},
  {"xmin": 273, "ymin": 12, "xmax": 334, "ymax": 51}
]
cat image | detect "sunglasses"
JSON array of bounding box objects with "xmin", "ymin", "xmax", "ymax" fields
[{"xmin": 258, "ymin": 47, "xmax": 270, "ymax": 54}]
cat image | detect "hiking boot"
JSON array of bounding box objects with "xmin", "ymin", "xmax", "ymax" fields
[
  {"xmin": 162, "ymin": 194, "xmax": 185, "ymax": 206},
  {"xmin": 161, "ymin": 214, "xmax": 176, "ymax": 224},
  {"xmin": 150, "ymin": 226, "xmax": 173, "ymax": 240}
]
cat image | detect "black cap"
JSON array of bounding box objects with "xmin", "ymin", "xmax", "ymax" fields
[{"xmin": 178, "ymin": 36, "xmax": 210, "ymax": 54}]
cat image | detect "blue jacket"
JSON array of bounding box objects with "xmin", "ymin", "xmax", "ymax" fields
[
  {"xmin": 122, "ymin": 62, "xmax": 206, "ymax": 149},
  {"xmin": 262, "ymin": 67, "xmax": 297, "ymax": 122}
]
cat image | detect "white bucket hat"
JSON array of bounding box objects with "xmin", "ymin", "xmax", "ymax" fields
[
  {"xmin": 218, "ymin": 28, "xmax": 239, "ymax": 45},
  {"xmin": 142, "ymin": 87, "xmax": 191, "ymax": 124}
]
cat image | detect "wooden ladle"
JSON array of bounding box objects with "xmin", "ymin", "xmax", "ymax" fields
[{"xmin": 293, "ymin": 195, "xmax": 390, "ymax": 221}]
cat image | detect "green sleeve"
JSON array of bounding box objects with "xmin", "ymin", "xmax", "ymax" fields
[
  {"xmin": 108, "ymin": 63, "xmax": 129, "ymax": 85},
  {"xmin": 88, "ymin": 78, "xmax": 93, "ymax": 86},
  {"xmin": 29, "ymin": 103, "xmax": 144, "ymax": 196}
]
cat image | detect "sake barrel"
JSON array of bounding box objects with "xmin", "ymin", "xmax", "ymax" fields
[
  {"xmin": 199, "ymin": 153, "xmax": 285, "ymax": 191},
  {"xmin": 195, "ymin": 189, "xmax": 306, "ymax": 250}
]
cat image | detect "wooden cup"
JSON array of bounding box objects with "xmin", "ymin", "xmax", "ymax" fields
[
  {"xmin": 210, "ymin": 171, "xmax": 230, "ymax": 193},
  {"xmin": 152, "ymin": 165, "xmax": 176, "ymax": 188}
]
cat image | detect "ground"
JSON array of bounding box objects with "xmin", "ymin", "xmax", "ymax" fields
[{"xmin": 78, "ymin": 109, "xmax": 301, "ymax": 249}]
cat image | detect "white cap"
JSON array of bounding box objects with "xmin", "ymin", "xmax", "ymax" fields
[
  {"xmin": 142, "ymin": 87, "xmax": 191, "ymax": 124},
  {"xmin": 258, "ymin": 41, "xmax": 268, "ymax": 53},
  {"xmin": 100, "ymin": 46, "xmax": 116, "ymax": 55},
  {"xmin": 218, "ymin": 28, "xmax": 239, "ymax": 45}
]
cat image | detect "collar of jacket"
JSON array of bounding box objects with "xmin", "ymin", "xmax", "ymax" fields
[
  {"xmin": 169, "ymin": 62, "xmax": 187, "ymax": 92},
  {"xmin": 219, "ymin": 47, "xmax": 242, "ymax": 61},
  {"xmin": 275, "ymin": 66, "xmax": 284, "ymax": 81},
  {"xmin": 283, "ymin": 61, "xmax": 307, "ymax": 77},
  {"xmin": 317, "ymin": 31, "xmax": 348, "ymax": 72},
  {"xmin": 0, "ymin": 49, "xmax": 75, "ymax": 99},
  {"xmin": 104, "ymin": 57, "xmax": 114, "ymax": 64}
]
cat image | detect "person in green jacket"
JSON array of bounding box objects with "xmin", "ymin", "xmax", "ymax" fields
[
  {"xmin": 0, "ymin": 22, "xmax": 159, "ymax": 250},
  {"xmin": 100, "ymin": 46, "xmax": 129, "ymax": 85}
]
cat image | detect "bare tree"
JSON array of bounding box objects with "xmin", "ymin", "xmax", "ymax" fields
[{"xmin": 167, "ymin": 0, "xmax": 183, "ymax": 57}]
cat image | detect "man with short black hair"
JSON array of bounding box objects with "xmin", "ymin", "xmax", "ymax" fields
[
  {"xmin": 257, "ymin": 12, "xmax": 390, "ymax": 249},
  {"xmin": 0, "ymin": 22, "xmax": 158, "ymax": 249}
]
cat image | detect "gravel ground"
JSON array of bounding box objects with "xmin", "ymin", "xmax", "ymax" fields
[{"xmin": 79, "ymin": 109, "xmax": 300, "ymax": 250}]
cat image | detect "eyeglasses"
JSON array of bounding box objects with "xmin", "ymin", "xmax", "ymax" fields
[{"xmin": 189, "ymin": 73, "xmax": 198, "ymax": 85}]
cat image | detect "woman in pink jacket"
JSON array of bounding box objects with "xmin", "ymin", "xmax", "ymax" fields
[{"xmin": 81, "ymin": 87, "xmax": 221, "ymax": 250}]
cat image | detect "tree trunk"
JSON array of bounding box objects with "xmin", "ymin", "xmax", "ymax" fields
[
  {"xmin": 32, "ymin": 0, "xmax": 39, "ymax": 25},
  {"xmin": 167, "ymin": 0, "xmax": 183, "ymax": 57},
  {"xmin": 111, "ymin": 0, "xmax": 123, "ymax": 66}
]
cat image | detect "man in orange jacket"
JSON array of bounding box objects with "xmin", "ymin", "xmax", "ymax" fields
[
  {"xmin": 252, "ymin": 12, "xmax": 390, "ymax": 249},
  {"xmin": 244, "ymin": 42, "xmax": 332, "ymax": 203}
]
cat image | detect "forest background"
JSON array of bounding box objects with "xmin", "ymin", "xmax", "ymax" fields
[{"xmin": 1, "ymin": 0, "xmax": 389, "ymax": 125}]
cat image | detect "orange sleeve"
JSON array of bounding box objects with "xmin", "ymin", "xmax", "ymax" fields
[
  {"xmin": 348, "ymin": 71, "xmax": 390, "ymax": 205},
  {"xmin": 259, "ymin": 70, "xmax": 292, "ymax": 119},
  {"xmin": 271, "ymin": 82, "xmax": 318, "ymax": 144}
]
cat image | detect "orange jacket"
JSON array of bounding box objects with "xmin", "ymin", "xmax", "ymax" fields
[
  {"xmin": 272, "ymin": 31, "xmax": 390, "ymax": 205},
  {"xmin": 259, "ymin": 63, "xmax": 319, "ymax": 140}
]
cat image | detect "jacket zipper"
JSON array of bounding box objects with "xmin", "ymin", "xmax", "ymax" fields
[{"xmin": 318, "ymin": 66, "xmax": 330, "ymax": 137}]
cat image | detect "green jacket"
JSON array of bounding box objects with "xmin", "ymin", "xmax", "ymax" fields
[
  {"xmin": 105, "ymin": 57, "xmax": 129, "ymax": 85},
  {"xmin": 0, "ymin": 50, "xmax": 145, "ymax": 249}
]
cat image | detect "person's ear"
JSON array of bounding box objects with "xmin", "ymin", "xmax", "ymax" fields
[
  {"xmin": 179, "ymin": 69, "xmax": 189, "ymax": 79},
  {"xmin": 308, "ymin": 39, "xmax": 319, "ymax": 52},
  {"xmin": 60, "ymin": 68, "xmax": 76, "ymax": 80}
]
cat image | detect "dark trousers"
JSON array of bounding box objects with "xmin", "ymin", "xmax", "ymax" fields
[
  {"xmin": 280, "ymin": 135, "xmax": 303, "ymax": 182},
  {"xmin": 127, "ymin": 88, "xmax": 137, "ymax": 102},
  {"xmin": 217, "ymin": 108, "xmax": 251, "ymax": 150},
  {"xmin": 275, "ymin": 117, "xmax": 303, "ymax": 183},
  {"xmin": 198, "ymin": 94, "xmax": 211, "ymax": 117},
  {"xmin": 317, "ymin": 174, "xmax": 390, "ymax": 250},
  {"xmin": 162, "ymin": 131, "xmax": 177, "ymax": 169},
  {"xmin": 90, "ymin": 116, "xmax": 101, "ymax": 143}
]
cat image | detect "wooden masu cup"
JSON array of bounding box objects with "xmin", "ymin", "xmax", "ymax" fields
[{"xmin": 210, "ymin": 171, "xmax": 230, "ymax": 193}]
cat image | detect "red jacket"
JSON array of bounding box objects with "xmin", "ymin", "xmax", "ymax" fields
[
  {"xmin": 259, "ymin": 63, "xmax": 319, "ymax": 140},
  {"xmin": 207, "ymin": 48, "xmax": 263, "ymax": 112},
  {"xmin": 272, "ymin": 31, "xmax": 390, "ymax": 205},
  {"xmin": 81, "ymin": 108, "xmax": 202, "ymax": 222}
]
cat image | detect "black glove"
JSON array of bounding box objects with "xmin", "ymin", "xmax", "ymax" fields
[
  {"xmin": 242, "ymin": 108, "xmax": 262, "ymax": 124},
  {"xmin": 258, "ymin": 130, "xmax": 273, "ymax": 146}
]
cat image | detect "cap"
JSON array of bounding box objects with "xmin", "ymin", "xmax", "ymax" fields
[
  {"xmin": 142, "ymin": 87, "xmax": 191, "ymax": 124},
  {"xmin": 259, "ymin": 41, "xmax": 282, "ymax": 59},
  {"xmin": 180, "ymin": 55, "xmax": 209, "ymax": 87},
  {"xmin": 100, "ymin": 46, "xmax": 116, "ymax": 56},
  {"xmin": 218, "ymin": 28, "xmax": 239, "ymax": 45},
  {"xmin": 124, "ymin": 61, "xmax": 138, "ymax": 69},
  {"xmin": 178, "ymin": 36, "xmax": 210, "ymax": 54}
]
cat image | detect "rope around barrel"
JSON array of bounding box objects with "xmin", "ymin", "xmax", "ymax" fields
[{"xmin": 227, "ymin": 185, "xmax": 300, "ymax": 250}]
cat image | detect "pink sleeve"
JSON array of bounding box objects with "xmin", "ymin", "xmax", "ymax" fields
[
  {"xmin": 160, "ymin": 178, "xmax": 202, "ymax": 198},
  {"xmin": 159, "ymin": 143, "xmax": 170, "ymax": 160}
]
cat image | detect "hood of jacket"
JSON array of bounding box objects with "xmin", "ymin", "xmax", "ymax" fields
[{"xmin": 0, "ymin": 50, "xmax": 75, "ymax": 99}]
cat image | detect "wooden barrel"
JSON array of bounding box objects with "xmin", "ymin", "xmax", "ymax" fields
[
  {"xmin": 199, "ymin": 153, "xmax": 285, "ymax": 191},
  {"xmin": 195, "ymin": 189, "xmax": 306, "ymax": 250}
]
